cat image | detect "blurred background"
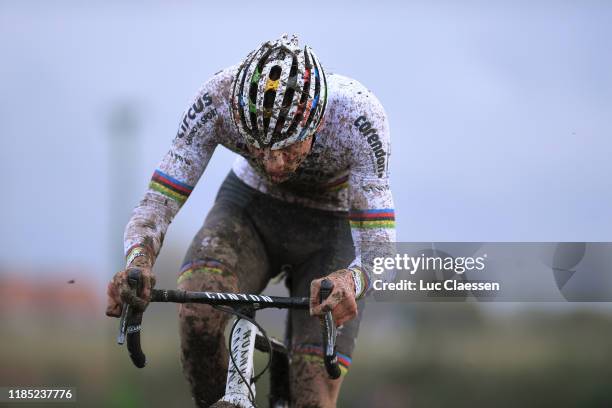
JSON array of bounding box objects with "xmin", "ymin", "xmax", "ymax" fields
[{"xmin": 1, "ymin": 0, "xmax": 612, "ymax": 406}]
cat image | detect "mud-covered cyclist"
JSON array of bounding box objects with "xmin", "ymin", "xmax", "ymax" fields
[{"xmin": 106, "ymin": 34, "xmax": 396, "ymax": 408}]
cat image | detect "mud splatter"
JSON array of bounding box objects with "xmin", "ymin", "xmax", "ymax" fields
[
  {"xmin": 178, "ymin": 273, "xmax": 237, "ymax": 407},
  {"xmin": 291, "ymin": 356, "xmax": 343, "ymax": 408},
  {"xmin": 118, "ymin": 57, "xmax": 397, "ymax": 405},
  {"xmin": 124, "ymin": 68, "xmax": 395, "ymax": 293}
]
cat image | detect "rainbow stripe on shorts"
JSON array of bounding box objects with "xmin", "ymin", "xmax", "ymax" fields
[
  {"xmin": 293, "ymin": 344, "xmax": 352, "ymax": 376},
  {"xmin": 177, "ymin": 259, "xmax": 228, "ymax": 285}
]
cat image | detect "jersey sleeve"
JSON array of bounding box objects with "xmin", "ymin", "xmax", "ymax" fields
[
  {"xmin": 123, "ymin": 72, "xmax": 228, "ymax": 268},
  {"xmin": 346, "ymin": 89, "xmax": 396, "ymax": 298}
]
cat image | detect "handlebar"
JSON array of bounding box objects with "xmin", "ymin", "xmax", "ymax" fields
[
  {"xmin": 116, "ymin": 270, "xmax": 340, "ymax": 378},
  {"xmin": 149, "ymin": 288, "xmax": 310, "ymax": 309}
]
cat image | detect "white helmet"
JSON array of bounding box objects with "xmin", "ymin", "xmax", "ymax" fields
[{"xmin": 230, "ymin": 34, "xmax": 327, "ymax": 150}]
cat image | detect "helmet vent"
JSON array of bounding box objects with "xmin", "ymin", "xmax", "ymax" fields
[
  {"xmin": 286, "ymin": 50, "xmax": 312, "ymax": 136},
  {"xmin": 263, "ymin": 89, "xmax": 277, "ymax": 134},
  {"xmin": 269, "ymin": 65, "xmax": 282, "ymax": 80}
]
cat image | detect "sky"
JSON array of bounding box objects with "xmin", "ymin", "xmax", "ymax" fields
[{"xmin": 1, "ymin": 0, "xmax": 611, "ymax": 285}]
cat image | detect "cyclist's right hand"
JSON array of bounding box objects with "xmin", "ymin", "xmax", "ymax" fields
[{"xmin": 105, "ymin": 267, "xmax": 156, "ymax": 317}]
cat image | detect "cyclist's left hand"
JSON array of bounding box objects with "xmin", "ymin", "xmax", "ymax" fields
[{"xmin": 310, "ymin": 269, "xmax": 357, "ymax": 327}]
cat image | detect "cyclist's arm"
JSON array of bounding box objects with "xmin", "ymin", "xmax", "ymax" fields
[
  {"xmin": 123, "ymin": 74, "xmax": 227, "ymax": 269},
  {"xmin": 346, "ymin": 90, "xmax": 396, "ymax": 299}
]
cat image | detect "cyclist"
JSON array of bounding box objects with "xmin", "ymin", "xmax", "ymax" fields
[{"xmin": 106, "ymin": 34, "xmax": 396, "ymax": 408}]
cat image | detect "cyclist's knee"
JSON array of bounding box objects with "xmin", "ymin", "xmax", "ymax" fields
[
  {"xmin": 178, "ymin": 263, "xmax": 239, "ymax": 336},
  {"xmin": 290, "ymin": 352, "xmax": 345, "ymax": 408},
  {"xmin": 177, "ymin": 258, "xmax": 238, "ymax": 292},
  {"xmin": 179, "ymin": 302, "xmax": 227, "ymax": 338}
]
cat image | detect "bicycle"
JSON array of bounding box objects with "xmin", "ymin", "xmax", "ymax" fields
[{"xmin": 116, "ymin": 269, "xmax": 341, "ymax": 408}]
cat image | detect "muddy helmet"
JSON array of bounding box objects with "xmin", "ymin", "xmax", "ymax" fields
[{"xmin": 230, "ymin": 34, "xmax": 327, "ymax": 150}]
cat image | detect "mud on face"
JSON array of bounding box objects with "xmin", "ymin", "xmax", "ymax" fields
[{"xmin": 246, "ymin": 135, "xmax": 314, "ymax": 183}]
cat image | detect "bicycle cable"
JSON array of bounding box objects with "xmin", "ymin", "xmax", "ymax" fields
[{"xmin": 212, "ymin": 305, "xmax": 274, "ymax": 407}]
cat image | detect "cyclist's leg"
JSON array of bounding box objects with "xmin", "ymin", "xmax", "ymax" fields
[
  {"xmin": 177, "ymin": 173, "xmax": 271, "ymax": 408},
  {"xmin": 287, "ymin": 225, "xmax": 364, "ymax": 408}
]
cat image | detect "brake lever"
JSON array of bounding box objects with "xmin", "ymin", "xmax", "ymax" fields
[
  {"xmin": 116, "ymin": 268, "xmax": 147, "ymax": 368},
  {"xmin": 116, "ymin": 303, "xmax": 129, "ymax": 345},
  {"xmin": 319, "ymin": 278, "xmax": 341, "ymax": 379}
]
